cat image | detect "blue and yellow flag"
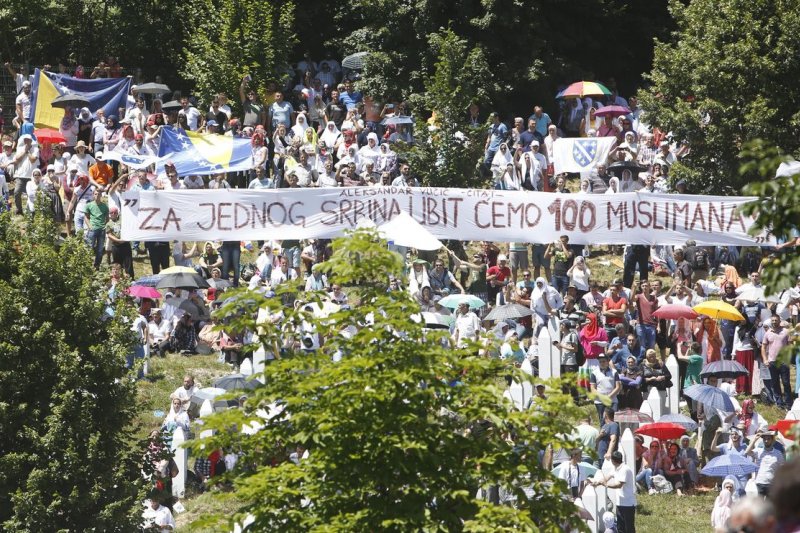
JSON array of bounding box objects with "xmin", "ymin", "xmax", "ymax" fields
[
  {"xmin": 156, "ymin": 127, "xmax": 254, "ymax": 176},
  {"xmin": 29, "ymin": 69, "xmax": 131, "ymax": 128}
]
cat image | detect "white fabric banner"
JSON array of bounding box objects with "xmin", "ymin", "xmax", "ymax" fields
[
  {"xmin": 120, "ymin": 187, "xmax": 771, "ymax": 246},
  {"xmin": 552, "ymin": 137, "xmax": 616, "ymax": 175}
]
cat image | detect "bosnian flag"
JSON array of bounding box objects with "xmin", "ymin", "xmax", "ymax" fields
[{"xmin": 552, "ymin": 137, "xmax": 616, "ymax": 174}]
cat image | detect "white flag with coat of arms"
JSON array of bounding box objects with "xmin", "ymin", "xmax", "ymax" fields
[{"xmin": 552, "ymin": 137, "xmax": 616, "ymax": 175}]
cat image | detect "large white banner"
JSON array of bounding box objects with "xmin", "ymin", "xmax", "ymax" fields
[
  {"xmin": 120, "ymin": 187, "xmax": 771, "ymax": 246},
  {"xmin": 552, "ymin": 137, "xmax": 616, "ymax": 175}
]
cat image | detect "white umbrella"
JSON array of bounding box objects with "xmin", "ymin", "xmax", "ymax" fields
[
  {"xmin": 735, "ymin": 287, "xmax": 765, "ymax": 302},
  {"xmin": 378, "ymin": 211, "xmax": 443, "ymax": 251}
]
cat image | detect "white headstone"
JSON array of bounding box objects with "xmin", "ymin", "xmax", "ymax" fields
[
  {"xmin": 507, "ymin": 382, "xmax": 526, "ymax": 411},
  {"xmin": 199, "ymin": 428, "xmax": 214, "ymax": 439},
  {"xmin": 538, "ymin": 327, "xmax": 554, "ymax": 379},
  {"xmin": 580, "ymin": 485, "xmax": 599, "ymax": 532},
  {"xmin": 594, "ymin": 483, "xmax": 609, "ymax": 531},
  {"xmin": 253, "ymin": 346, "xmax": 266, "ymax": 376},
  {"xmin": 142, "ymin": 356, "xmax": 149, "ymax": 377},
  {"xmin": 620, "ymin": 428, "xmax": 636, "ymax": 478},
  {"xmin": 520, "ymin": 358, "xmax": 533, "ymax": 376},
  {"xmin": 647, "ymin": 388, "xmax": 665, "ymax": 421},
  {"xmin": 200, "ymin": 399, "xmax": 214, "ymax": 418},
  {"xmin": 639, "ymin": 398, "xmax": 653, "ymax": 418},
  {"xmin": 240, "ymin": 358, "xmax": 254, "ymax": 376},
  {"xmin": 665, "ymin": 354, "xmax": 680, "ymax": 414},
  {"xmin": 171, "ymin": 427, "xmax": 187, "ymax": 498}
]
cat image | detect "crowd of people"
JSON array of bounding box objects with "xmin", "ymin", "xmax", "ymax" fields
[{"xmin": 5, "ymin": 52, "xmax": 800, "ymax": 532}]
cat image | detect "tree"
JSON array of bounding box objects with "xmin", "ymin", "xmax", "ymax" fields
[
  {"xmin": 640, "ymin": 0, "xmax": 800, "ymax": 194},
  {"xmin": 188, "ymin": 229, "xmax": 585, "ymax": 531},
  {"xmin": 0, "ymin": 205, "xmax": 146, "ymax": 530},
  {"xmin": 182, "ymin": 0, "xmax": 297, "ymax": 105},
  {"xmin": 401, "ymin": 29, "xmax": 495, "ymax": 188}
]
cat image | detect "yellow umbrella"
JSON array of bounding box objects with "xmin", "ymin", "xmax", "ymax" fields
[
  {"xmin": 159, "ymin": 265, "xmax": 197, "ymax": 274},
  {"xmin": 693, "ymin": 300, "xmax": 744, "ymax": 321}
]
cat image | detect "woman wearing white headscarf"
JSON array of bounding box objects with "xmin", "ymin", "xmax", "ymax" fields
[
  {"xmin": 711, "ymin": 479, "xmax": 734, "ymax": 531},
  {"xmin": 530, "ymin": 277, "xmax": 563, "ymax": 336},
  {"xmin": 606, "ymin": 176, "xmax": 620, "ymax": 194},
  {"xmin": 517, "ymin": 150, "xmax": 543, "ymax": 191},
  {"xmin": 291, "ymin": 112, "xmax": 310, "ymax": 138},
  {"xmin": 619, "ymin": 169, "xmax": 642, "ymax": 192},
  {"xmin": 490, "ymin": 142, "xmax": 513, "ymax": 181},
  {"xmin": 375, "ymin": 142, "xmax": 397, "ymax": 175},
  {"xmin": 320, "ymin": 121, "xmax": 341, "ymax": 151},
  {"xmin": 358, "ymin": 132, "xmax": 381, "ymax": 171},
  {"xmin": 499, "ymin": 162, "xmax": 520, "ymax": 191},
  {"xmin": 161, "ymin": 396, "xmax": 190, "ymax": 450}
]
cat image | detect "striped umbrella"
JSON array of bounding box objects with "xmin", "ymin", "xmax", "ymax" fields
[{"xmin": 557, "ymin": 81, "xmax": 612, "ymax": 99}]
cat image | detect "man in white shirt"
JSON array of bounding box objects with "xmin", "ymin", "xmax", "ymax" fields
[
  {"xmin": 270, "ymin": 255, "xmax": 298, "ymax": 288},
  {"xmin": 747, "ymin": 429, "xmax": 785, "ymax": 497},
  {"xmin": 15, "ymin": 79, "xmax": 32, "ymax": 123},
  {"xmin": 178, "ymin": 97, "xmax": 203, "ymax": 131},
  {"xmin": 557, "ymin": 449, "xmax": 584, "ymax": 499},
  {"xmin": 172, "ymin": 374, "xmax": 200, "ymax": 410},
  {"xmin": 141, "ymin": 498, "xmax": 175, "ymax": 532},
  {"xmin": 13, "ymin": 133, "xmax": 39, "ymax": 215},
  {"xmin": 453, "ymin": 301, "xmax": 480, "ymax": 348},
  {"xmin": 592, "ymin": 451, "xmax": 636, "ymax": 533}
]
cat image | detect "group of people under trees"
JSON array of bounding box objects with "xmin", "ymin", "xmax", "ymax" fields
[{"xmin": 6, "ymin": 54, "xmax": 800, "ymax": 533}]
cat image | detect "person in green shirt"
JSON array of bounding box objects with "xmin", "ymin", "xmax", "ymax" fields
[
  {"xmin": 678, "ymin": 341, "xmax": 704, "ymax": 419},
  {"xmin": 84, "ymin": 189, "xmax": 109, "ymax": 268}
]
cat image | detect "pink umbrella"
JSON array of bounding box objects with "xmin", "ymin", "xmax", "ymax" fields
[
  {"xmin": 127, "ymin": 285, "xmax": 162, "ymax": 299},
  {"xmin": 594, "ymin": 105, "xmax": 631, "ymax": 117},
  {"xmin": 652, "ymin": 304, "xmax": 698, "ymax": 321}
]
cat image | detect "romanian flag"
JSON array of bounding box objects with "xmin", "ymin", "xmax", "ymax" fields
[
  {"xmin": 29, "ymin": 69, "xmax": 131, "ymax": 128},
  {"xmin": 156, "ymin": 127, "xmax": 254, "ymax": 177}
]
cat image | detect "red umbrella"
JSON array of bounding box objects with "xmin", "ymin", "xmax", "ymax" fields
[
  {"xmin": 127, "ymin": 285, "xmax": 162, "ymax": 299},
  {"xmin": 635, "ymin": 422, "xmax": 686, "ymax": 441},
  {"xmin": 33, "ymin": 128, "xmax": 67, "ymax": 144},
  {"xmin": 594, "ymin": 105, "xmax": 631, "ymax": 118},
  {"xmin": 652, "ymin": 304, "xmax": 698, "ymax": 321},
  {"xmin": 773, "ymin": 420, "xmax": 799, "ymax": 440}
]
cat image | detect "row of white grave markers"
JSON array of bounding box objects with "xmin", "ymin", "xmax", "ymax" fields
[{"xmin": 536, "ymin": 318, "xmax": 561, "ymax": 380}]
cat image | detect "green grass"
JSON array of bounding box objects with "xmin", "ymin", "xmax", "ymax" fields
[{"xmin": 636, "ymin": 491, "xmax": 716, "ymax": 532}]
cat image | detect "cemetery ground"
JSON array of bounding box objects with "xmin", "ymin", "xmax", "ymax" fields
[{"xmin": 126, "ymin": 252, "xmax": 787, "ymax": 531}]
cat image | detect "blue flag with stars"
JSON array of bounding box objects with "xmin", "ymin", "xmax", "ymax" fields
[{"xmin": 156, "ymin": 127, "xmax": 253, "ymax": 176}]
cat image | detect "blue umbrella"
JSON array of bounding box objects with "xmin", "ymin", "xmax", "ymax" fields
[
  {"xmin": 701, "ymin": 453, "xmax": 758, "ymax": 478},
  {"xmin": 132, "ymin": 274, "xmax": 164, "ymax": 287},
  {"xmin": 658, "ymin": 413, "xmax": 699, "ymax": 433},
  {"xmin": 551, "ymin": 462, "xmax": 598, "ymax": 478},
  {"xmin": 438, "ymin": 294, "xmax": 486, "ymax": 309},
  {"xmin": 684, "ymin": 384, "xmax": 735, "ymax": 412}
]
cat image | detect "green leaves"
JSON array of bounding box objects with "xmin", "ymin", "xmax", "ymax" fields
[{"xmin": 192, "ymin": 229, "xmax": 584, "ymax": 531}]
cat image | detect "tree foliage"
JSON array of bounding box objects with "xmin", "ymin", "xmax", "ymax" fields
[
  {"xmin": 189, "ymin": 229, "xmax": 585, "ymax": 531},
  {"xmin": 0, "ymin": 206, "xmax": 145, "ymax": 530},
  {"xmin": 401, "ymin": 29, "xmax": 494, "ymax": 188},
  {"xmin": 640, "ymin": 0, "xmax": 800, "ymax": 194},
  {"xmin": 182, "ymin": 0, "xmax": 297, "ymax": 105}
]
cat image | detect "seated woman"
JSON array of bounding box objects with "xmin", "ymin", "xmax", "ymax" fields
[
  {"xmin": 197, "ymin": 241, "xmax": 223, "ymax": 279},
  {"xmin": 148, "ymin": 309, "xmax": 173, "ymax": 357},
  {"xmin": 500, "ymin": 330, "xmax": 526, "ymax": 364},
  {"xmin": 618, "ymin": 355, "xmax": 644, "ymax": 410},
  {"xmin": 636, "ymin": 438, "xmax": 664, "ymax": 494},
  {"xmin": 169, "ymin": 313, "xmax": 198, "ymax": 354},
  {"xmin": 416, "ymin": 286, "xmax": 438, "ymax": 313},
  {"xmin": 660, "ymin": 442, "xmax": 691, "ymax": 495},
  {"xmin": 641, "ymin": 348, "xmax": 672, "ymax": 396},
  {"xmin": 161, "ymin": 396, "xmax": 191, "ymax": 450}
]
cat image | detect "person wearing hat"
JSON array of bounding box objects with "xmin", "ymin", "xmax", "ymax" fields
[
  {"xmin": 746, "ymin": 428, "xmax": 785, "ymax": 496},
  {"xmin": 12, "ymin": 133, "xmax": 39, "ymax": 215},
  {"xmin": 14, "ymin": 78, "xmax": 32, "ymax": 124},
  {"xmin": 88, "ymin": 151, "xmax": 113, "ymax": 191},
  {"xmin": 204, "ymin": 119, "xmax": 219, "ymax": 134},
  {"xmin": 591, "ymin": 449, "xmax": 636, "ymax": 533},
  {"xmin": 69, "ymin": 140, "xmax": 96, "ymax": 175}
]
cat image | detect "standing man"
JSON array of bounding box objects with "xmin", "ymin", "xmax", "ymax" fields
[
  {"xmin": 634, "ymin": 280, "xmax": 659, "ymax": 350},
  {"xmin": 268, "ymin": 91, "xmax": 294, "ymax": 134},
  {"xmin": 746, "ymin": 429, "xmax": 785, "ymax": 497},
  {"xmin": 545, "ymin": 235, "xmax": 574, "ymax": 295},
  {"xmin": 761, "ymin": 316, "xmax": 792, "ymax": 409},
  {"xmin": 239, "ymin": 77, "xmax": 265, "ymax": 129},
  {"xmin": 528, "ymin": 105, "xmax": 552, "ymax": 138},
  {"xmin": 84, "ymin": 189, "xmax": 109, "ymax": 269},
  {"xmin": 592, "ymin": 451, "xmax": 636, "ymax": 533},
  {"xmin": 15, "ymin": 79, "xmax": 32, "ymax": 124},
  {"xmin": 106, "ymin": 206, "xmax": 133, "ymax": 278},
  {"xmin": 483, "ymin": 112, "xmax": 507, "ymax": 175},
  {"xmin": 12, "ymin": 133, "xmax": 38, "ymax": 215},
  {"xmin": 592, "ymin": 355, "xmax": 621, "ymax": 425},
  {"xmin": 453, "ymin": 301, "xmax": 480, "ymax": 348},
  {"xmin": 178, "ymin": 96, "xmax": 203, "ymax": 131}
]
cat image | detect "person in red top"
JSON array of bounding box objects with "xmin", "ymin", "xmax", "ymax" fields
[
  {"xmin": 486, "ymin": 254, "xmax": 511, "ymax": 306},
  {"xmin": 602, "ymin": 284, "xmax": 628, "ymax": 341},
  {"xmin": 634, "ymin": 280, "xmax": 659, "ymax": 350}
]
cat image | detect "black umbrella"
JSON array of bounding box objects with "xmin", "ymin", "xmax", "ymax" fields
[
  {"xmin": 607, "ymin": 160, "xmax": 647, "ymax": 177},
  {"xmin": 155, "ymin": 272, "xmax": 210, "ymax": 290},
  {"xmin": 161, "ymin": 100, "xmax": 182, "ymax": 111},
  {"xmin": 342, "ymin": 51, "xmax": 369, "ymax": 70},
  {"xmin": 214, "ymin": 373, "xmax": 259, "ymax": 392},
  {"xmin": 51, "ymin": 93, "xmax": 90, "ymax": 109},
  {"xmin": 700, "ymin": 360, "xmax": 749, "ymax": 379},
  {"xmin": 135, "ymin": 82, "xmax": 170, "ymax": 95}
]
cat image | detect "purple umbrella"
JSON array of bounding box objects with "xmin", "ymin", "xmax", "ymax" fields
[{"xmin": 594, "ymin": 105, "xmax": 631, "ymax": 118}]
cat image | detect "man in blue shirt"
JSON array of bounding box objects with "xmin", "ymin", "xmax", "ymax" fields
[
  {"xmin": 527, "ymin": 106, "xmax": 552, "ymax": 138},
  {"xmin": 268, "ymin": 91, "xmax": 294, "ymax": 133},
  {"xmin": 338, "ymin": 79, "xmax": 362, "ymax": 111},
  {"xmin": 483, "ymin": 112, "xmax": 507, "ymax": 173},
  {"xmin": 518, "ymin": 118, "xmax": 544, "ymax": 152}
]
